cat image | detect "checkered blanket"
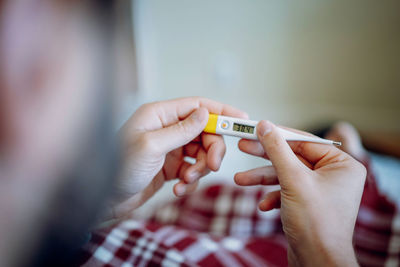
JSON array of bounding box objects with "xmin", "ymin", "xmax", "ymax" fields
[{"xmin": 79, "ymin": 158, "xmax": 400, "ymax": 267}]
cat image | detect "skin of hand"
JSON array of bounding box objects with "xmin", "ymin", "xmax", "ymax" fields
[
  {"xmin": 235, "ymin": 120, "xmax": 366, "ymax": 266},
  {"xmin": 111, "ymin": 97, "xmax": 248, "ymax": 219}
]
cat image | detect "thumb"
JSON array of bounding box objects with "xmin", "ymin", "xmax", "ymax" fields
[
  {"xmin": 257, "ymin": 120, "xmax": 302, "ymax": 179},
  {"xmin": 149, "ymin": 107, "xmax": 209, "ymax": 154}
]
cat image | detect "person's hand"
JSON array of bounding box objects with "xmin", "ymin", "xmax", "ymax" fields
[
  {"xmin": 235, "ymin": 120, "xmax": 366, "ymax": 266},
  {"xmin": 111, "ymin": 97, "xmax": 247, "ymax": 219}
]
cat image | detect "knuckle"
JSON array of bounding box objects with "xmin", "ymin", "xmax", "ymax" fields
[
  {"xmin": 356, "ymin": 161, "xmax": 367, "ymax": 181},
  {"xmin": 192, "ymin": 96, "xmax": 202, "ymax": 102},
  {"xmin": 138, "ymin": 102, "xmax": 154, "ymax": 113},
  {"xmin": 151, "ymin": 101, "xmax": 163, "ymax": 110},
  {"xmin": 344, "ymin": 157, "xmax": 367, "ymax": 184},
  {"xmin": 190, "ymin": 96, "xmax": 203, "ymax": 104},
  {"xmin": 265, "ymin": 136, "xmax": 283, "ymax": 153},
  {"xmin": 176, "ymin": 120, "xmax": 193, "ymax": 140},
  {"xmin": 140, "ymin": 101, "xmax": 164, "ymax": 112},
  {"xmin": 139, "ymin": 133, "xmax": 158, "ymax": 153}
]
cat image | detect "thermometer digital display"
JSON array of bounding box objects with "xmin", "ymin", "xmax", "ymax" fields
[
  {"xmin": 233, "ymin": 123, "xmax": 255, "ymax": 134},
  {"xmin": 203, "ymin": 114, "xmax": 341, "ymax": 146}
]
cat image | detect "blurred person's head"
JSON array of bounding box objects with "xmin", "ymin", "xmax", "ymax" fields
[{"xmin": 0, "ymin": 0, "xmax": 120, "ymax": 266}]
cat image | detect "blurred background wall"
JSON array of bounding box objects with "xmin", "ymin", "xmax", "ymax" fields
[
  {"xmin": 130, "ymin": 0, "xmax": 400, "ymax": 131},
  {"xmin": 121, "ymin": 0, "xmax": 400, "ymax": 213}
]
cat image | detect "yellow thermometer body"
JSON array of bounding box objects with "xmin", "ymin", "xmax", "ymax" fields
[{"xmin": 204, "ymin": 114, "xmax": 341, "ymax": 146}]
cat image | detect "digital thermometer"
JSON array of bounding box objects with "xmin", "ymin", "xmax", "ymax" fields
[{"xmin": 204, "ymin": 114, "xmax": 341, "ymax": 146}]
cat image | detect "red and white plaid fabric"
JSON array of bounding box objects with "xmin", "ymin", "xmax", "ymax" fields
[
  {"xmin": 354, "ymin": 158, "xmax": 400, "ymax": 266},
  {"xmin": 79, "ymin": 158, "xmax": 400, "ymax": 267}
]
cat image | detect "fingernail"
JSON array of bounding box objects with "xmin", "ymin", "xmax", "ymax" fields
[
  {"xmin": 176, "ymin": 184, "xmax": 186, "ymax": 196},
  {"xmin": 258, "ymin": 120, "xmax": 273, "ymax": 137}
]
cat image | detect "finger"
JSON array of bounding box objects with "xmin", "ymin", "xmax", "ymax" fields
[
  {"xmin": 239, "ymin": 131, "xmax": 332, "ymax": 164},
  {"xmin": 239, "ymin": 124, "xmax": 320, "ymax": 153},
  {"xmin": 234, "ymin": 166, "xmax": 278, "ymax": 186},
  {"xmin": 183, "ymin": 134, "xmax": 226, "ymax": 172},
  {"xmin": 183, "ymin": 148, "xmax": 210, "ymax": 183},
  {"xmin": 238, "ymin": 138, "xmax": 314, "ymax": 169},
  {"xmin": 183, "ymin": 143, "xmax": 201, "ymax": 158},
  {"xmin": 274, "ymin": 126, "xmax": 342, "ymax": 165},
  {"xmin": 259, "ymin": 190, "xmax": 281, "ymax": 211},
  {"xmin": 286, "ymin": 140, "xmax": 344, "ymax": 166},
  {"xmin": 238, "ymin": 125, "xmax": 322, "ymax": 156},
  {"xmin": 176, "ymin": 161, "xmax": 193, "ymax": 181},
  {"xmin": 137, "ymin": 97, "xmax": 249, "ymax": 130},
  {"xmin": 257, "ymin": 120, "xmax": 303, "ymax": 179},
  {"xmin": 183, "ymin": 180, "xmax": 199, "ymax": 195},
  {"xmin": 238, "ymin": 139, "xmax": 265, "ymax": 158},
  {"xmin": 201, "ymin": 133, "xmax": 226, "ymax": 171},
  {"xmin": 174, "ymin": 180, "xmax": 199, "ymax": 197},
  {"xmin": 148, "ymin": 107, "xmax": 209, "ymax": 154},
  {"xmin": 166, "ymin": 97, "xmax": 249, "ymax": 122}
]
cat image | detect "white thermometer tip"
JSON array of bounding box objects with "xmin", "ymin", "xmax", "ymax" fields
[{"xmin": 332, "ymin": 141, "xmax": 342, "ymax": 146}]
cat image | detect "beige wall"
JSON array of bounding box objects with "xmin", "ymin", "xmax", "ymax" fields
[{"xmin": 132, "ymin": 0, "xmax": 400, "ymax": 132}]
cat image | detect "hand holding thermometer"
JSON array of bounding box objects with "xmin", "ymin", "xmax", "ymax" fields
[{"xmin": 203, "ymin": 114, "xmax": 341, "ymax": 146}]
